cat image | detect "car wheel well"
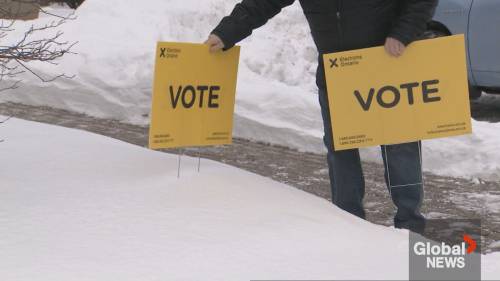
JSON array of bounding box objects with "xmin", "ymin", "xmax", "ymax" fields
[{"xmin": 427, "ymin": 21, "xmax": 452, "ymax": 36}]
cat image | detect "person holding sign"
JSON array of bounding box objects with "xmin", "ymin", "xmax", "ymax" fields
[{"xmin": 205, "ymin": 0, "xmax": 437, "ymax": 232}]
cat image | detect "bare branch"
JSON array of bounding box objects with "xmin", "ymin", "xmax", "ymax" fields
[
  {"xmin": 0, "ymin": 0, "xmax": 77, "ymax": 92},
  {"xmin": 0, "ymin": 115, "xmax": 12, "ymax": 124}
]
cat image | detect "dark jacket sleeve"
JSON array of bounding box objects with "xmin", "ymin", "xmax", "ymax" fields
[
  {"xmin": 211, "ymin": 0, "xmax": 295, "ymax": 49},
  {"xmin": 389, "ymin": 0, "xmax": 438, "ymax": 46}
]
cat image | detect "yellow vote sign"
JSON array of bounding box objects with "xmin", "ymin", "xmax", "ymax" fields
[
  {"xmin": 323, "ymin": 35, "xmax": 472, "ymax": 151},
  {"xmin": 149, "ymin": 42, "xmax": 240, "ymax": 149}
]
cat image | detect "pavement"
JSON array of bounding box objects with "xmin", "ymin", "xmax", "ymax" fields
[{"xmin": 1, "ymin": 101, "xmax": 499, "ymax": 253}]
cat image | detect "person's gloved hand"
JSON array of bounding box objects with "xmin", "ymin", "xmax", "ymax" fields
[
  {"xmin": 204, "ymin": 34, "xmax": 225, "ymax": 53},
  {"xmin": 385, "ymin": 37, "xmax": 406, "ymax": 57}
]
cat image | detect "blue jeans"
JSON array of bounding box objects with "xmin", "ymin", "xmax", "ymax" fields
[{"xmin": 318, "ymin": 89, "xmax": 425, "ymax": 230}]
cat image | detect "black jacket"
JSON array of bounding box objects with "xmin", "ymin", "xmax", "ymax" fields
[{"xmin": 212, "ymin": 0, "xmax": 438, "ymax": 89}]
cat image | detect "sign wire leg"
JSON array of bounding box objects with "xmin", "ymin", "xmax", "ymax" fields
[
  {"xmin": 418, "ymin": 141, "xmax": 424, "ymax": 188},
  {"xmin": 177, "ymin": 149, "xmax": 183, "ymax": 179},
  {"xmin": 384, "ymin": 142, "xmax": 425, "ymax": 193},
  {"xmin": 384, "ymin": 145, "xmax": 392, "ymax": 194},
  {"xmin": 197, "ymin": 149, "xmax": 201, "ymax": 173}
]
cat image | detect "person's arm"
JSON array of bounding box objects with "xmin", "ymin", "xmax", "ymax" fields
[
  {"xmin": 207, "ymin": 0, "xmax": 295, "ymax": 51},
  {"xmin": 389, "ymin": 0, "xmax": 438, "ymax": 46}
]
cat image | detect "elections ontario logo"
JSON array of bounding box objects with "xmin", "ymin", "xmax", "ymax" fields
[
  {"xmin": 409, "ymin": 219, "xmax": 481, "ymax": 281},
  {"xmin": 328, "ymin": 55, "xmax": 363, "ymax": 69}
]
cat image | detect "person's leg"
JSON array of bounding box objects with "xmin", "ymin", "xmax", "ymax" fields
[
  {"xmin": 381, "ymin": 142, "xmax": 426, "ymax": 232},
  {"xmin": 318, "ymin": 89, "xmax": 366, "ymax": 219}
]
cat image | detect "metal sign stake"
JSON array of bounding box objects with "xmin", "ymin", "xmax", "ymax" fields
[
  {"xmin": 384, "ymin": 141, "xmax": 424, "ymax": 194},
  {"xmin": 197, "ymin": 149, "xmax": 201, "ymax": 173},
  {"xmin": 177, "ymin": 149, "xmax": 183, "ymax": 179}
]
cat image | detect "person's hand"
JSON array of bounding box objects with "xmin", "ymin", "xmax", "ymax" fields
[
  {"xmin": 204, "ymin": 34, "xmax": 225, "ymax": 53},
  {"xmin": 384, "ymin": 37, "xmax": 406, "ymax": 57}
]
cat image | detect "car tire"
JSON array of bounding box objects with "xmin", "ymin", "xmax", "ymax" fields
[
  {"xmin": 468, "ymin": 83, "xmax": 482, "ymax": 100},
  {"xmin": 422, "ymin": 29, "xmax": 447, "ymax": 39}
]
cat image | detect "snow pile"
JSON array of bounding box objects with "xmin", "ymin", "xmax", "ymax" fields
[
  {"xmin": 1, "ymin": 0, "xmax": 500, "ymax": 181},
  {"xmin": 0, "ymin": 117, "xmax": 499, "ymax": 280}
]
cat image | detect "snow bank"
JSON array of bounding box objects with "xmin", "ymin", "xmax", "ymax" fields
[
  {"xmin": 0, "ymin": 117, "xmax": 499, "ymax": 280},
  {"xmin": 1, "ymin": 0, "xmax": 499, "ymax": 181}
]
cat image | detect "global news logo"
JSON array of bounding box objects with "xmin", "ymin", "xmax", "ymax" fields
[{"xmin": 413, "ymin": 234, "xmax": 477, "ymax": 269}]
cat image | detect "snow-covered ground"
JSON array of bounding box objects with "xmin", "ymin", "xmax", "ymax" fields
[
  {"xmin": 0, "ymin": 117, "xmax": 499, "ymax": 280},
  {"xmin": 1, "ymin": 0, "xmax": 499, "ymax": 181}
]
